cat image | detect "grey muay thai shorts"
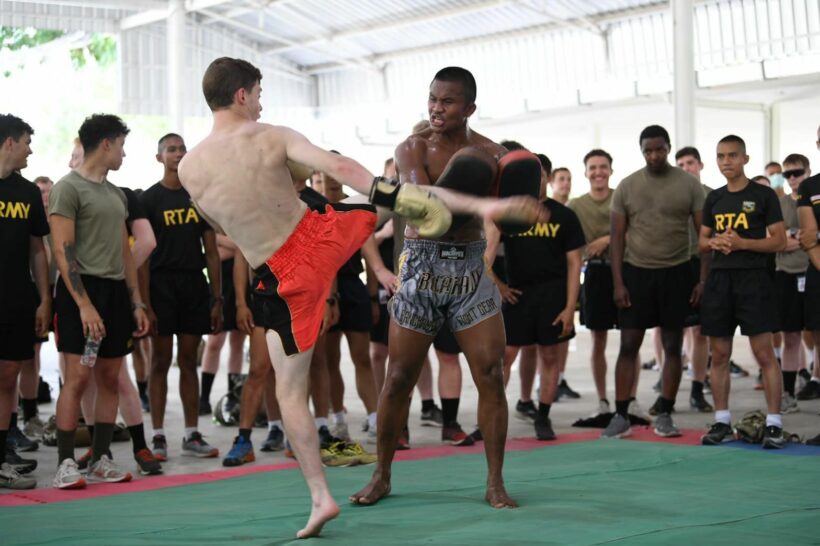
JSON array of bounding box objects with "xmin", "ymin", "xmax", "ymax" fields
[{"xmin": 389, "ymin": 239, "xmax": 502, "ymax": 336}]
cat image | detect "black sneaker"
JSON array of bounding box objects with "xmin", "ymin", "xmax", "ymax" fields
[
  {"xmin": 762, "ymin": 425, "xmax": 786, "ymax": 449},
  {"xmin": 198, "ymin": 398, "xmax": 212, "ymax": 416},
  {"xmin": 556, "ymin": 380, "xmax": 581, "ymax": 400},
  {"xmin": 223, "ymin": 395, "xmax": 239, "ymax": 416},
  {"xmin": 797, "ymin": 380, "xmax": 820, "ymax": 401},
  {"xmin": 441, "ymin": 422, "xmax": 474, "ymax": 446},
  {"xmin": 534, "ymin": 415, "xmax": 556, "ymax": 441},
  {"xmin": 468, "ymin": 427, "xmax": 483, "ymax": 442},
  {"xmin": 4, "ymin": 446, "xmax": 37, "ymax": 474},
  {"xmin": 420, "ymin": 405, "xmax": 444, "ymax": 427},
  {"xmin": 689, "ymin": 394, "xmax": 714, "ymax": 413},
  {"xmin": 6, "ymin": 426, "xmax": 38, "ymax": 452},
  {"xmin": 260, "ymin": 427, "xmax": 285, "ymax": 452},
  {"xmin": 317, "ymin": 425, "xmax": 341, "ymax": 449},
  {"xmin": 515, "ymin": 400, "xmax": 537, "ymax": 421},
  {"xmin": 701, "ymin": 422, "xmax": 734, "ymax": 445},
  {"xmin": 703, "ymin": 376, "xmax": 712, "ymax": 394}
]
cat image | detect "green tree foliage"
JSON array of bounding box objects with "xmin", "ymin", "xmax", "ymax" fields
[{"xmin": 1, "ymin": 27, "xmax": 117, "ymax": 76}]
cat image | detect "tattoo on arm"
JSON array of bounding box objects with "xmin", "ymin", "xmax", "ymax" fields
[{"xmin": 63, "ymin": 242, "xmax": 86, "ymax": 298}]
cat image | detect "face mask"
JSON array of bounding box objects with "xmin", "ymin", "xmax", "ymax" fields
[{"xmin": 768, "ymin": 173, "xmax": 785, "ymax": 189}]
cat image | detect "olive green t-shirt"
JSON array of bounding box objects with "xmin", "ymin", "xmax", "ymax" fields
[
  {"xmin": 611, "ymin": 166, "xmax": 704, "ymax": 269},
  {"xmin": 776, "ymin": 194, "xmax": 808, "ymax": 273},
  {"xmin": 568, "ymin": 190, "xmax": 613, "ymax": 261},
  {"xmin": 688, "ymin": 183, "xmax": 713, "ymax": 256},
  {"xmin": 49, "ymin": 171, "xmax": 128, "ymax": 280}
]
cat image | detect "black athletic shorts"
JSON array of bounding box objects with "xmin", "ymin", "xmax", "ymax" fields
[
  {"xmin": 221, "ymin": 258, "xmax": 238, "ymax": 332},
  {"xmin": 54, "ymin": 275, "xmax": 134, "ymax": 358},
  {"xmin": 330, "ymin": 274, "xmax": 371, "ymax": 333},
  {"xmin": 370, "ymin": 296, "xmax": 390, "ymax": 346},
  {"xmin": 503, "ymin": 279, "xmax": 575, "ymax": 347},
  {"xmin": 433, "ymin": 324, "xmax": 462, "ymax": 354},
  {"xmin": 805, "ymin": 266, "xmax": 820, "ymax": 331},
  {"xmin": 774, "ymin": 270, "xmax": 806, "ymax": 332},
  {"xmin": 150, "ymin": 269, "xmax": 212, "ymax": 336},
  {"xmin": 579, "ymin": 261, "xmax": 617, "ymax": 331},
  {"xmin": 0, "ymin": 318, "xmax": 36, "ymax": 361},
  {"xmin": 700, "ymin": 268, "xmax": 778, "ymax": 337},
  {"xmin": 618, "ymin": 261, "xmax": 694, "ymax": 330}
]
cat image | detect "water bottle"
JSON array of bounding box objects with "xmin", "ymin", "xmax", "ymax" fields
[{"xmin": 81, "ymin": 334, "xmax": 102, "ymax": 367}]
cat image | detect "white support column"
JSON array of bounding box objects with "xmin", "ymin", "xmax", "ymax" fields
[
  {"xmin": 673, "ymin": 0, "xmax": 695, "ymax": 147},
  {"xmin": 167, "ymin": 0, "xmax": 185, "ymax": 132}
]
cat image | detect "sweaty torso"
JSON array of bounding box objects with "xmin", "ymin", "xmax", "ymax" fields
[
  {"xmin": 405, "ymin": 129, "xmax": 503, "ymax": 243},
  {"xmin": 178, "ymin": 122, "xmax": 306, "ymax": 269}
]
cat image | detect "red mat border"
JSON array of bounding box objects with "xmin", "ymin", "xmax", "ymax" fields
[{"xmin": 0, "ymin": 425, "xmax": 701, "ymax": 507}]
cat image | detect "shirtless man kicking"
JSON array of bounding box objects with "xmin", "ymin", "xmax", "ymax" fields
[
  {"xmin": 178, "ymin": 58, "xmax": 542, "ymax": 539},
  {"xmin": 350, "ymin": 66, "xmax": 545, "ymax": 509}
]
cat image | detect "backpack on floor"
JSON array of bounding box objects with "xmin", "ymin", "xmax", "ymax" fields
[
  {"xmin": 213, "ymin": 374, "xmax": 267, "ymax": 427},
  {"xmin": 734, "ymin": 410, "xmax": 801, "ymax": 444}
]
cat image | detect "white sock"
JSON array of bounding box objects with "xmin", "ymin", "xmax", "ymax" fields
[
  {"xmin": 367, "ymin": 412, "xmax": 377, "ymax": 430},
  {"xmin": 773, "ymin": 347, "xmax": 782, "ymax": 359},
  {"xmin": 184, "ymin": 427, "xmax": 197, "ymax": 440},
  {"xmin": 812, "ymin": 378, "xmax": 820, "ymax": 384},
  {"xmin": 766, "ymin": 414, "xmax": 782, "ymax": 428},
  {"xmin": 268, "ymin": 420, "xmax": 283, "ymax": 431},
  {"xmin": 315, "ymin": 417, "xmax": 328, "ymax": 429},
  {"xmin": 153, "ymin": 428, "xmax": 165, "ymax": 438},
  {"xmin": 715, "ymin": 410, "xmax": 731, "ymax": 425},
  {"xmin": 333, "ymin": 411, "xmax": 346, "ymax": 425},
  {"xmin": 559, "ymin": 373, "xmax": 566, "ymax": 382}
]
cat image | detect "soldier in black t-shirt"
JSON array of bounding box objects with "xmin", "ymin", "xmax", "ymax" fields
[
  {"xmin": 486, "ymin": 198, "xmax": 585, "ymax": 440},
  {"xmin": 0, "ymin": 115, "xmax": 49, "ymax": 490},
  {"xmin": 140, "ymin": 133, "xmax": 222, "ymax": 461},
  {"xmin": 797, "ymin": 126, "xmax": 820, "ymax": 445},
  {"xmin": 699, "ymin": 135, "xmax": 787, "ymax": 449}
]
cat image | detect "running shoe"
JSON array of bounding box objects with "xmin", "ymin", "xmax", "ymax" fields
[
  {"xmin": 534, "ymin": 415, "xmax": 556, "ymax": 441},
  {"xmin": 0, "ymin": 462, "xmax": 36, "ymax": 490},
  {"xmin": 320, "ymin": 442, "xmax": 356, "ymax": 467},
  {"xmin": 152, "ymin": 434, "xmax": 168, "ymax": 461},
  {"xmin": 23, "ymin": 415, "xmax": 46, "ymax": 439},
  {"xmin": 628, "ymin": 399, "xmax": 650, "ymax": 420},
  {"xmin": 341, "ymin": 441, "xmax": 377, "ymax": 465},
  {"xmin": 6, "ymin": 425, "xmax": 38, "ymax": 452},
  {"xmin": 318, "ymin": 426, "xmax": 340, "ymax": 449},
  {"xmin": 594, "ymin": 399, "xmax": 610, "ymax": 416},
  {"xmin": 601, "ymin": 413, "xmax": 631, "ymax": 439},
  {"xmin": 396, "ymin": 427, "xmax": 410, "ymax": 450},
  {"xmin": 87, "ymin": 454, "xmax": 132, "ymax": 483},
  {"xmin": 762, "ymin": 425, "xmax": 785, "ymax": 449},
  {"xmin": 653, "ymin": 413, "xmax": 682, "ymax": 438},
  {"xmin": 53, "ymin": 458, "xmax": 86, "ymax": 489},
  {"xmin": 134, "ymin": 448, "xmax": 163, "ymax": 475},
  {"xmin": 222, "ymin": 436, "xmax": 255, "ymax": 467},
  {"xmin": 781, "ymin": 393, "xmax": 800, "ymax": 414},
  {"xmin": 469, "ymin": 427, "xmax": 483, "ymax": 442},
  {"xmin": 689, "ymin": 393, "xmax": 714, "ymax": 413},
  {"xmin": 182, "ymin": 432, "xmax": 219, "ymax": 458},
  {"xmin": 420, "ymin": 405, "xmax": 444, "ymax": 427},
  {"xmin": 515, "ymin": 400, "xmax": 537, "ymax": 421},
  {"xmin": 260, "ymin": 427, "xmax": 285, "ymax": 452},
  {"xmin": 284, "ymin": 440, "xmax": 296, "ymax": 459},
  {"xmin": 4, "ymin": 446, "xmax": 37, "ymax": 474},
  {"xmin": 703, "ymin": 376, "xmax": 712, "ymax": 394},
  {"xmin": 798, "ymin": 369, "xmax": 812, "ymax": 392},
  {"xmin": 442, "ymin": 422, "xmax": 474, "ymax": 446},
  {"xmin": 556, "ymin": 379, "xmax": 581, "ymax": 400},
  {"xmin": 729, "ymin": 360, "xmax": 749, "ymax": 378},
  {"xmin": 641, "ymin": 358, "xmax": 657, "ymax": 370},
  {"xmin": 797, "ymin": 379, "xmax": 820, "ymax": 400},
  {"xmin": 701, "ymin": 422, "xmax": 734, "ymax": 445}
]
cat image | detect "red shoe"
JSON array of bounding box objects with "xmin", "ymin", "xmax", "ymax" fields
[
  {"xmin": 76, "ymin": 447, "xmax": 93, "ymax": 472},
  {"xmin": 396, "ymin": 427, "xmax": 410, "ymax": 450},
  {"xmin": 442, "ymin": 422, "xmax": 475, "ymax": 447}
]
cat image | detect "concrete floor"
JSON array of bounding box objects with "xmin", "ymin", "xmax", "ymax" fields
[{"xmin": 13, "ymin": 326, "xmax": 820, "ymax": 490}]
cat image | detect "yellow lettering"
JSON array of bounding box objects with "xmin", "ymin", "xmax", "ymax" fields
[
  {"xmin": 724, "ymin": 212, "xmax": 736, "ymax": 228},
  {"xmin": 714, "ymin": 214, "xmax": 725, "ymax": 231},
  {"xmin": 185, "ymin": 207, "xmax": 199, "ymax": 223},
  {"xmin": 0, "ymin": 201, "xmax": 31, "ymax": 219},
  {"xmin": 175, "ymin": 209, "xmax": 185, "ymax": 224},
  {"xmin": 533, "ymin": 223, "xmax": 550, "ymax": 237},
  {"xmin": 163, "ymin": 210, "xmax": 176, "ymax": 225},
  {"xmin": 735, "ymin": 212, "xmax": 748, "ymax": 230},
  {"xmin": 0, "ymin": 202, "xmax": 4, "ymax": 217},
  {"xmin": 549, "ymin": 223, "xmax": 560, "ymax": 237}
]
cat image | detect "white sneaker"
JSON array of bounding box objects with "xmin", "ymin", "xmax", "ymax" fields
[
  {"xmin": 594, "ymin": 400, "xmax": 610, "ymax": 416},
  {"xmin": 366, "ymin": 427, "xmax": 377, "ymax": 445},
  {"xmin": 23, "ymin": 415, "xmax": 46, "ymax": 439},
  {"xmin": 87, "ymin": 455, "xmax": 132, "ymax": 484},
  {"xmin": 628, "ymin": 399, "xmax": 650, "ymax": 420},
  {"xmin": 781, "ymin": 393, "xmax": 800, "ymax": 414},
  {"xmin": 330, "ymin": 422, "xmax": 350, "ymax": 442},
  {"xmin": 53, "ymin": 458, "xmax": 86, "ymax": 489},
  {"xmin": 0, "ymin": 462, "xmax": 36, "ymax": 490}
]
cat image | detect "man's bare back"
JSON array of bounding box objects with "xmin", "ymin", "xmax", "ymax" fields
[{"xmin": 179, "ymin": 122, "xmax": 306, "ymax": 269}]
